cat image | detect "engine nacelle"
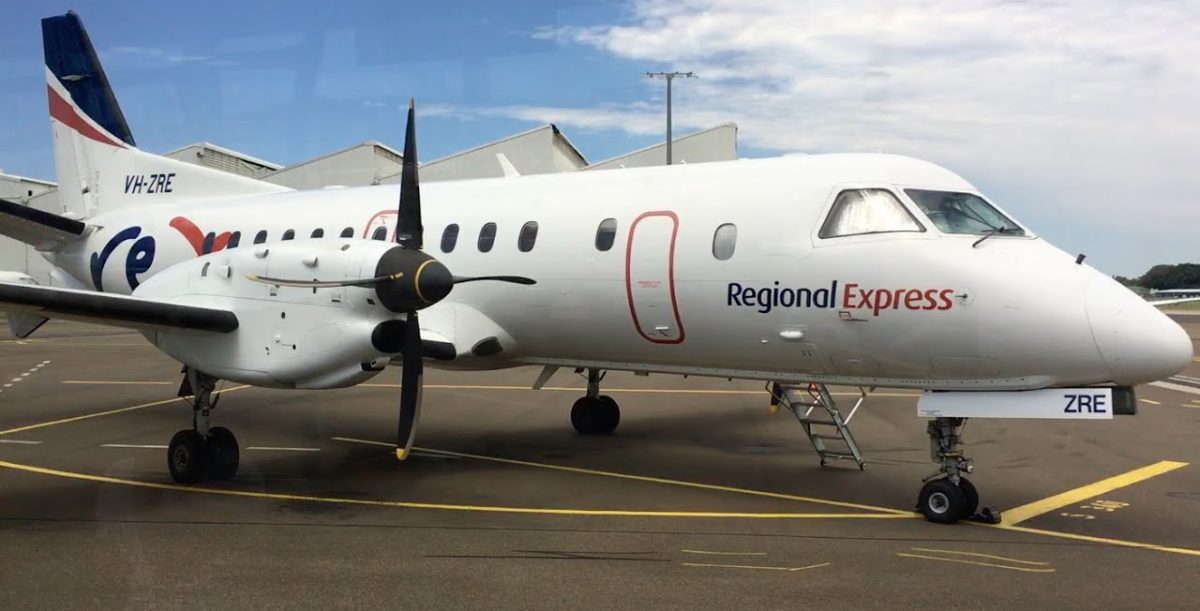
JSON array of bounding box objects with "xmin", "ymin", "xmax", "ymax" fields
[{"xmin": 134, "ymin": 239, "xmax": 411, "ymax": 389}]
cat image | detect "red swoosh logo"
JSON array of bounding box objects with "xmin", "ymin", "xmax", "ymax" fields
[{"xmin": 170, "ymin": 217, "xmax": 231, "ymax": 256}]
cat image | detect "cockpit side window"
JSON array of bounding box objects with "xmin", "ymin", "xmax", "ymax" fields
[
  {"xmin": 818, "ymin": 189, "xmax": 924, "ymax": 238},
  {"xmin": 905, "ymin": 189, "xmax": 1026, "ymax": 237}
]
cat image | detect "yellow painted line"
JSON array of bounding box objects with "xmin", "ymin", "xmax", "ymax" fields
[
  {"xmin": 413, "ymin": 445, "xmax": 914, "ymax": 515},
  {"xmin": 0, "ymin": 386, "xmax": 249, "ymax": 436},
  {"xmin": 52, "ymin": 380, "xmax": 922, "ymax": 398},
  {"xmin": 896, "ymin": 552, "xmax": 1055, "ymax": 573},
  {"xmin": 995, "ymin": 524, "xmax": 1200, "ymax": 558},
  {"xmin": 0, "ymin": 459, "xmax": 909, "ymax": 520},
  {"xmin": 682, "ymin": 562, "xmax": 830, "ymax": 572},
  {"xmin": 910, "ymin": 547, "xmax": 1049, "ymax": 566},
  {"xmin": 62, "ymin": 380, "xmax": 173, "ymax": 385},
  {"xmin": 359, "ymin": 383, "xmax": 920, "ymax": 398},
  {"xmin": 1139, "ymin": 399, "xmax": 1161, "ymax": 405},
  {"xmin": 681, "ymin": 549, "xmax": 767, "ymax": 556},
  {"xmin": 1002, "ymin": 460, "xmax": 1188, "ymax": 525},
  {"xmin": 0, "ymin": 340, "xmax": 147, "ymax": 347}
]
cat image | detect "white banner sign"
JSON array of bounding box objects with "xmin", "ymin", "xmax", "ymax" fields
[{"xmin": 917, "ymin": 388, "xmax": 1115, "ymax": 420}]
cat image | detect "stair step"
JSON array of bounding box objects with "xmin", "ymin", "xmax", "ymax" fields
[
  {"xmin": 819, "ymin": 451, "xmax": 860, "ymax": 460},
  {"xmin": 803, "ymin": 419, "xmax": 840, "ymax": 427},
  {"xmin": 810, "ymin": 434, "xmax": 845, "ymax": 441}
]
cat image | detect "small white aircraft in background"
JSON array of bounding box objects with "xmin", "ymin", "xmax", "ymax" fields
[{"xmin": 0, "ymin": 12, "xmax": 1191, "ymax": 524}]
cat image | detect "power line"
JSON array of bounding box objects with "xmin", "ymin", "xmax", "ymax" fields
[{"xmin": 645, "ymin": 71, "xmax": 696, "ymax": 165}]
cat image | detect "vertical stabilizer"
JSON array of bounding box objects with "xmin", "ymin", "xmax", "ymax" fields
[{"xmin": 41, "ymin": 12, "xmax": 288, "ymax": 219}]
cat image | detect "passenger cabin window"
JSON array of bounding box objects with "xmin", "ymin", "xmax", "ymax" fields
[
  {"xmin": 518, "ymin": 221, "xmax": 538, "ymax": 252},
  {"xmin": 311, "ymin": 228, "xmax": 324, "ymax": 238},
  {"xmin": 340, "ymin": 227, "xmax": 354, "ymax": 238},
  {"xmin": 904, "ymin": 189, "xmax": 1026, "ymax": 237},
  {"xmin": 712, "ymin": 223, "xmax": 737, "ymax": 260},
  {"xmin": 371, "ymin": 227, "xmax": 388, "ymax": 241},
  {"xmin": 441, "ymin": 224, "xmax": 459, "ymax": 253},
  {"xmin": 478, "ymin": 222, "xmax": 496, "ymax": 252},
  {"xmin": 227, "ymin": 231, "xmax": 241, "ymax": 248},
  {"xmin": 253, "ymin": 230, "xmax": 268, "ymax": 244},
  {"xmin": 595, "ymin": 218, "xmax": 617, "ymax": 251},
  {"xmin": 282, "ymin": 229, "xmax": 295, "ymax": 241},
  {"xmin": 818, "ymin": 189, "xmax": 923, "ymax": 238}
]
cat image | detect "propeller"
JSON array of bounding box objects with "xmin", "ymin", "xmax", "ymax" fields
[{"xmin": 246, "ymin": 100, "xmax": 534, "ymax": 461}]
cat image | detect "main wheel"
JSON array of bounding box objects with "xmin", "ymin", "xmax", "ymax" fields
[
  {"xmin": 917, "ymin": 478, "xmax": 966, "ymax": 524},
  {"xmin": 596, "ymin": 395, "xmax": 620, "ymax": 434},
  {"xmin": 957, "ymin": 476, "xmax": 979, "ymax": 520},
  {"xmin": 168, "ymin": 430, "xmax": 208, "ymax": 484},
  {"xmin": 206, "ymin": 426, "xmax": 240, "ymax": 481},
  {"xmin": 571, "ymin": 396, "xmax": 620, "ymax": 435}
]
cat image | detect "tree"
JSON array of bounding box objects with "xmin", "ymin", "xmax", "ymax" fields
[{"xmin": 1138, "ymin": 264, "xmax": 1200, "ymax": 290}]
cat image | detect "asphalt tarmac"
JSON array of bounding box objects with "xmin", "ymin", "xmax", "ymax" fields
[{"xmin": 0, "ymin": 319, "xmax": 1197, "ymax": 610}]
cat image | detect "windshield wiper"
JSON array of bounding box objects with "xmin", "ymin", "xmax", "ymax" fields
[{"xmin": 972, "ymin": 226, "xmax": 1012, "ymax": 248}]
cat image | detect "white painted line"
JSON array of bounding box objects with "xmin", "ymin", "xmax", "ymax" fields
[
  {"xmin": 246, "ymin": 446, "xmax": 320, "ymax": 452},
  {"xmin": 9, "ymin": 378, "xmax": 20, "ymax": 383},
  {"xmin": 1150, "ymin": 381, "xmax": 1200, "ymax": 396},
  {"xmin": 0, "ymin": 439, "xmax": 42, "ymax": 445},
  {"xmin": 100, "ymin": 443, "xmax": 168, "ymax": 449},
  {"xmin": 1140, "ymin": 399, "xmax": 1161, "ymax": 405},
  {"xmin": 20, "ymin": 372, "xmax": 30, "ymax": 377},
  {"xmin": 3, "ymin": 384, "xmax": 13, "ymax": 388}
]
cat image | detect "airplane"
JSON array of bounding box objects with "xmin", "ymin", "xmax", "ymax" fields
[{"xmin": 0, "ymin": 12, "xmax": 1192, "ymax": 524}]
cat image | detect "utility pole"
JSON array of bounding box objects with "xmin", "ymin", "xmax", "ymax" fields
[{"xmin": 644, "ymin": 71, "xmax": 695, "ymax": 165}]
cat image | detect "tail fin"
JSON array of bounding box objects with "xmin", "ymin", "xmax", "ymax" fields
[{"xmin": 42, "ymin": 12, "xmax": 288, "ymax": 219}]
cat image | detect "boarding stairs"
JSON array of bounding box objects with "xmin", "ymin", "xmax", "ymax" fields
[{"xmin": 769, "ymin": 382, "xmax": 866, "ymax": 470}]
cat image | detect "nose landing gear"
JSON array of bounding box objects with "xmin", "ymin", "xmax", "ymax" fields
[
  {"xmin": 167, "ymin": 368, "xmax": 240, "ymax": 484},
  {"xmin": 917, "ymin": 417, "xmax": 997, "ymax": 524}
]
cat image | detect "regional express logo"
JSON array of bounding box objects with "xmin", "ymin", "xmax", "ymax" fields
[
  {"xmin": 727, "ymin": 281, "xmax": 955, "ymax": 316},
  {"xmin": 90, "ymin": 216, "xmax": 230, "ymax": 291}
]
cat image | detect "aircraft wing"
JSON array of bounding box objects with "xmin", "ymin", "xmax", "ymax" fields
[
  {"xmin": 0, "ymin": 281, "xmax": 238, "ymax": 334},
  {"xmin": 1149, "ymin": 297, "xmax": 1200, "ymax": 307},
  {"xmin": 0, "ymin": 198, "xmax": 88, "ymax": 251}
]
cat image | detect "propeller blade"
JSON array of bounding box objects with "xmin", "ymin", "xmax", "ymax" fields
[
  {"xmin": 396, "ymin": 99, "xmax": 422, "ymax": 251},
  {"xmin": 245, "ymin": 272, "xmax": 402, "ymax": 289},
  {"xmin": 395, "ymin": 310, "xmax": 423, "ymax": 461},
  {"xmin": 452, "ymin": 275, "xmax": 537, "ymax": 286}
]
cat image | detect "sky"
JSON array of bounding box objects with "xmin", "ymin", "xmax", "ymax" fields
[{"xmin": 0, "ymin": 0, "xmax": 1196, "ymax": 277}]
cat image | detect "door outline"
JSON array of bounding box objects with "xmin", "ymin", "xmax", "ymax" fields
[{"xmin": 625, "ymin": 210, "xmax": 685, "ymax": 344}]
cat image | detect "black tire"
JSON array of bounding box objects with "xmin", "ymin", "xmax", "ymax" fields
[
  {"xmin": 168, "ymin": 430, "xmax": 208, "ymax": 484},
  {"xmin": 595, "ymin": 395, "xmax": 620, "ymax": 434},
  {"xmin": 571, "ymin": 397, "xmax": 596, "ymax": 434},
  {"xmin": 957, "ymin": 477, "xmax": 979, "ymax": 520},
  {"xmin": 918, "ymin": 478, "xmax": 966, "ymax": 524},
  {"xmin": 571, "ymin": 396, "xmax": 620, "ymax": 435},
  {"xmin": 206, "ymin": 426, "xmax": 240, "ymax": 481}
]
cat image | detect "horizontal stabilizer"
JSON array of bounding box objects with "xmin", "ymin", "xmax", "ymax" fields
[
  {"xmin": 0, "ymin": 282, "xmax": 238, "ymax": 333},
  {"xmin": 0, "ymin": 198, "xmax": 87, "ymax": 250}
]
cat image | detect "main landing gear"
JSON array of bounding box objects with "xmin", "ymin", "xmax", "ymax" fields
[
  {"xmin": 917, "ymin": 417, "xmax": 998, "ymax": 524},
  {"xmin": 167, "ymin": 368, "xmax": 239, "ymax": 484},
  {"xmin": 571, "ymin": 368, "xmax": 620, "ymax": 435}
]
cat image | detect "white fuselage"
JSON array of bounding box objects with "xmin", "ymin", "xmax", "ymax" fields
[{"xmin": 48, "ymin": 154, "xmax": 1191, "ymax": 390}]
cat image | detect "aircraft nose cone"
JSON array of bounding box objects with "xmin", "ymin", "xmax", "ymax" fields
[{"xmin": 1087, "ymin": 275, "xmax": 1193, "ymax": 385}]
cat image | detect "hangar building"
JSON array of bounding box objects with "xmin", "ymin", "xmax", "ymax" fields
[{"xmin": 1, "ymin": 123, "xmax": 736, "ymax": 285}]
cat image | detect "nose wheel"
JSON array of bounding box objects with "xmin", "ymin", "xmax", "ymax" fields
[
  {"xmin": 167, "ymin": 369, "xmax": 240, "ymax": 484},
  {"xmin": 917, "ymin": 417, "xmax": 995, "ymax": 524}
]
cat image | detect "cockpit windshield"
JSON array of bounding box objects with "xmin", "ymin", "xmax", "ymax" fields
[{"xmin": 905, "ymin": 189, "xmax": 1025, "ymax": 237}]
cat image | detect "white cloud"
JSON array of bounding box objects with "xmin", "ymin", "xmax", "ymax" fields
[{"xmin": 477, "ymin": 0, "xmax": 1200, "ymax": 274}]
